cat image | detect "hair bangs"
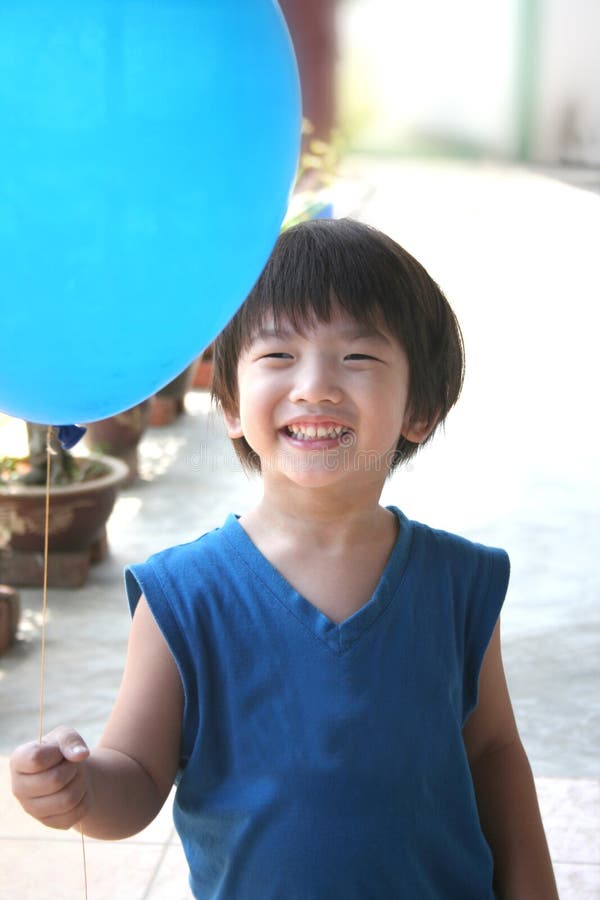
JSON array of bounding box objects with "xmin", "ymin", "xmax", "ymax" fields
[{"xmin": 239, "ymin": 219, "xmax": 393, "ymax": 346}]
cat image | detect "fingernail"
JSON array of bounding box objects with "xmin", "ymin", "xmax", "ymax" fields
[{"xmin": 70, "ymin": 744, "xmax": 88, "ymax": 755}]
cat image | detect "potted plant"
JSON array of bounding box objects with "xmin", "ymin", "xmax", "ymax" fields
[
  {"xmin": 0, "ymin": 423, "xmax": 128, "ymax": 587},
  {"xmin": 149, "ymin": 360, "xmax": 199, "ymax": 427},
  {"xmin": 281, "ymin": 119, "xmax": 339, "ymax": 227},
  {"xmin": 193, "ymin": 344, "xmax": 214, "ymax": 390},
  {"xmin": 0, "ymin": 583, "xmax": 20, "ymax": 654},
  {"xmin": 84, "ymin": 400, "xmax": 151, "ymax": 485}
]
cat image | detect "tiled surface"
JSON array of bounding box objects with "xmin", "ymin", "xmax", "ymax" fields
[
  {"xmin": 537, "ymin": 778, "xmax": 600, "ymax": 898},
  {"xmin": 1, "ymin": 158, "xmax": 598, "ymax": 897},
  {"xmin": 0, "ymin": 839, "xmax": 173, "ymax": 900},
  {"xmin": 0, "ymin": 760, "xmax": 189, "ymax": 899},
  {"xmin": 537, "ymin": 778, "xmax": 600, "ymax": 866},
  {"xmin": 553, "ymin": 864, "xmax": 600, "ymax": 900},
  {"xmin": 1, "ymin": 763, "xmax": 597, "ymax": 899},
  {"xmin": 144, "ymin": 844, "xmax": 194, "ymax": 900}
]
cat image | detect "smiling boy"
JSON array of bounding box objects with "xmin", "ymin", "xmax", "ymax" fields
[{"xmin": 11, "ymin": 218, "xmax": 558, "ymax": 898}]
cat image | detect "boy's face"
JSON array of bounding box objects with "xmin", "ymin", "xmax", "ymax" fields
[{"xmin": 223, "ymin": 305, "xmax": 430, "ymax": 491}]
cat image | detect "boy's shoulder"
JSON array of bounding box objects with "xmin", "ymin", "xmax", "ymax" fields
[
  {"xmin": 125, "ymin": 514, "xmax": 242, "ymax": 617},
  {"xmin": 141, "ymin": 513, "xmax": 238, "ymax": 570},
  {"xmin": 391, "ymin": 506, "xmax": 510, "ymax": 589}
]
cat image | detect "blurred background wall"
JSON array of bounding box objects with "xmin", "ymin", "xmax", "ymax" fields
[
  {"xmin": 533, "ymin": 0, "xmax": 600, "ymax": 165},
  {"xmin": 281, "ymin": 0, "xmax": 600, "ymax": 166}
]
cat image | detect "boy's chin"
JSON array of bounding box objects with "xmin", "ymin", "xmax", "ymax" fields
[{"xmin": 262, "ymin": 452, "xmax": 390, "ymax": 491}]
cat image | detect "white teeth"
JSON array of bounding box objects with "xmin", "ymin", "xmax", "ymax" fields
[{"xmin": 287, "ymin": 424, "xmax": 347, "ymax": 440}]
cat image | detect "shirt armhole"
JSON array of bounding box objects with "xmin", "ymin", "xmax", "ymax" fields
[
  {"xmin": 462, "ymin": 547, "xmax": 510, "ymax": 724},
  {"xmin": 124, "ymin": 562, "xmax": 199, "ymax": 767}
]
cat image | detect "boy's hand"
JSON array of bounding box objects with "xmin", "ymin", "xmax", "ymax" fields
[{"xmin": 9, "ymin": 726, "xmax": 92, "ymax": 830}]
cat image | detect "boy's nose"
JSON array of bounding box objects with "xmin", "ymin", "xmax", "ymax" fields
[{"xmin": 288, "ymin": 362, "xmax": 343, "ymax": 405}]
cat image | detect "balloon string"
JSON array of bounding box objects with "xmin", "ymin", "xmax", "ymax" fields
[
  {"xmin": 39, "ymin": 427, "xmax": 88, "ymax": 899},
  {"xmin": 38, "ymin": 425, "xmax": 51, "ymax": 743},
  {"xmin": 81, "ymin": 826, "xmax": 89, "ymax": 898}
]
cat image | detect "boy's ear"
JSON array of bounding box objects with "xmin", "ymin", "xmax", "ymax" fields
[
  {"xmin": 401, "ymin": 412, "xmax": 438, "ymax": 445},
  {"xmin": 222, "ymin": 408, "xmax": 244, "ymax": 439}
]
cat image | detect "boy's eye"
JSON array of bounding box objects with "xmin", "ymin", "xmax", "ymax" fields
[
  {"xmin": 260, "ymin": 352, "xmax": 293, "ymax": 359},
  {"xmin": 345, "ymin": 353, "xmax": 379, "ymax": 361}
]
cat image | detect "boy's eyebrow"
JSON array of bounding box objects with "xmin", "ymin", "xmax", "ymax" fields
[
  {"xmin": 252, "ymin": 326, "xmax": 295, "ymax": 341},
  {"xmin": 343, "ymin": 326, "xmax": 392, "ymax": 344},
  {"xmin": 251, "ymin": 324, "xmax": 393, "ymax": 344}
]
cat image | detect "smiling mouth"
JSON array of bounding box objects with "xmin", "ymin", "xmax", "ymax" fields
[{"xmin": 283, "ymin": 423, "xmax": 354, "ymax": 443}]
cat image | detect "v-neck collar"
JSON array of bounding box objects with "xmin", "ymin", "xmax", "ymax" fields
[{"xmin": 221, "ymin": 506, "xmax": 414, "ymax": 654}]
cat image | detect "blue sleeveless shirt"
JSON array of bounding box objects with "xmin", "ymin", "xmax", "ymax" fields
[{"xmin": 125, "ymin": 507, "xmax": 509, "ymax": 899}]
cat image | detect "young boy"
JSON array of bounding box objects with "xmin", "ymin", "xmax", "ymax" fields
[{"xmin": 11, "ymin": 219, "xmax": 558, "ymax": 898}]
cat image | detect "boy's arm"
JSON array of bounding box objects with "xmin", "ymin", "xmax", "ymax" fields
[
  {"xmin": 85, "ymin": 593, "xmax": 184, "ymax": 838},
  {"xmin": 11, "ymin": 596, "xmax": 183, "ymax": 840},
  {"xmin": 463, "ymin": 620, "xmax": 559, "ymax": 900}
]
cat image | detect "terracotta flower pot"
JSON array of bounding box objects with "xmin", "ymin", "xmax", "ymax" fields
[
  {"xmin": 0, "ymin": 584, "xmax": 20, "ymax": 654},
  {"xmin": 84, "ymin": 400, "xmax": 150, "ymax": 485},
  {"xmin": 193, "ymin": 345, "xmax": 214, "ymax": 390},
  {"xmin": 0, "ymin": 454, "xmax": 129, "ymax": 587},
  {"xmin": 150, "ymin": 361, "xmax": 198, "ymax": 427},
  {"xmin": 193, "ymin": 358, "xmax": 213, "ymax": 390}
]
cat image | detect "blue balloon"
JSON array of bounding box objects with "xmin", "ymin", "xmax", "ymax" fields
[{"xmin": 0, "ymin": 0, "xmax": 300, "ymax": 424}]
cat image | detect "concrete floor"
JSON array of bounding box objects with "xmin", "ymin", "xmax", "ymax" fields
[{"xmin": 1, "ymin": 157, "xmax": 599, "ymax": 897}]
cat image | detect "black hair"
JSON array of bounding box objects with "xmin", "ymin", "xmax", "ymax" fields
[{"xmin": 212, "ymin": 217, "xmax": 464, "ymax": 471}]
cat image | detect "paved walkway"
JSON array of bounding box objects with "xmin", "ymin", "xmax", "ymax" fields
[{"xmin": 1, "ymin": 157, "xmax": 598, "ymax": 898}]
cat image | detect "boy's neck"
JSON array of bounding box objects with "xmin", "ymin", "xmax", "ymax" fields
[
  {"xmin": 241, "ymin": 481, "xmax": 392, "ymax": 549},
  {"xmin": 238, "ymin": 484, "xmax": 400, "ymax": 625}
]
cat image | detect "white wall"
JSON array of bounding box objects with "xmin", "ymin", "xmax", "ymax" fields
[
  {"xmin": 338, "ymin": 0, "xmax": 520, "ymax": 156},
  {"xmin": 338, "ymin": 0, "xmax": 600, "ymax": 164},
  {"xmin": 533, "ymin": 0, "xmax": 600, "ymax": 164}
]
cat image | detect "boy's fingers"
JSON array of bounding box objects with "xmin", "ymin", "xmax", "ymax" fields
[
  {"xmin": 12, "ymin": 757, "xmax": 80, "ymax": 801},
  {"xmin": 10, "ymin": 729, "xmax": 89, "ymax": 778},
  {"xmin": 10, "ymin": 729, "xmax": 91, "ymax": 829},
  {"xmin": 38, "ymin": 790, "xmax": 91, "ymax": 832},
  {"xmin": 18, "ymin": 768, "xmax": 90, "ymax": 829},
  {"xmin": 10, "ymin": 740, "xmax": 64, "ymax": 775},
  {"xmin": 42, "ymin": 726, "xmax": 89, "ymax": 761}
]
